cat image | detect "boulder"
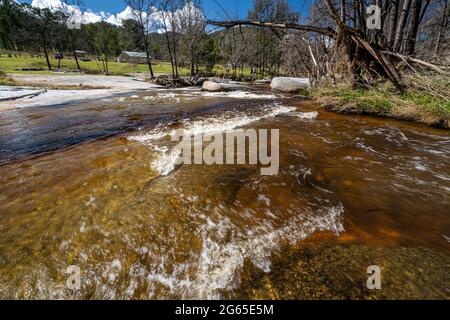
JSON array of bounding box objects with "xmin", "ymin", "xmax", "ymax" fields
[
  {"xmin": 270, "ymin": 77, "xmax": 310, "ymax": 93},
  {"xmin": 202, "ymin": 81, "xmax": 224, "ymax": 92},
  {"xmin": 202, "ymin": 80, "xmax": 249, "ymax": 92}
]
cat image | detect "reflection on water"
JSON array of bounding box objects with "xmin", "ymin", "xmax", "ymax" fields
[{"xmin": 0, "ymin": 89, "xmax": 449, "ymax": 299}]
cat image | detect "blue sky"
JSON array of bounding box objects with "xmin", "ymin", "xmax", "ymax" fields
[{"xmin": 20, "ymin": 0, "xmax": 311, "ymax": 20}]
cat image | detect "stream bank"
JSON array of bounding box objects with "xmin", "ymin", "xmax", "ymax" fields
[{"xmin": 313, "ymin": 79, "xmax": 450, "ymax": 129}]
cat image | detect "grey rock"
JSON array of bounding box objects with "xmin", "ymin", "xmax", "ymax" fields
[{"xmin": 270, "ymin": 77, "xmax": 310, "ymax": 92}]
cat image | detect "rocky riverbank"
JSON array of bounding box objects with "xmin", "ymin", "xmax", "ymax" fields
[{"xmin": 0, "ymin": 74, "xmax": 163, "ymax": 110}]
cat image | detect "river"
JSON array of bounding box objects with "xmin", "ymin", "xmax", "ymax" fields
[{"xmin": 0, "ymin": 87, "xmax": 449, "ymax": 299}]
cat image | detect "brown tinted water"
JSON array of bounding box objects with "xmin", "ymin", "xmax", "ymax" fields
[{"xmin": 0, "ymin": 88, "xmax": 449, "ymax": 299}]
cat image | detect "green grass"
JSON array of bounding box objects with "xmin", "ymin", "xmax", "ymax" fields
[
  {"xmin": 0, "ymin": 56, "xmax": 257, "ymax": 78},
  {"xmin": 0, "ymin": 54, "xmax": 262, "ymax": 80},
  {"xmin": 313, "ymin": 79, "xmax": 450, "ymax": 128},
  {"xmin": 313, "ymin": 85, "xmax": 392, "ymax": 112},
  {"xmin": 0, "ymin": 56, "xmax": 190, "ymax": 76},
  {"xmin": 401, "ymin": 90, "xmax": 450, "ymax": 118}
]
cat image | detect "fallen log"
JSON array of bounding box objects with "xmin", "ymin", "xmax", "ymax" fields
[
  {"xmin": 350, "ymin": 35, "xmax": 405, "ymax": 91},
  {"xmin": 380, "ymin": 51, "xmax": 448, "ymax": 74},
  {"xmin": 206, "ymin": 20, "xmax": 336, "ymax": 38}
]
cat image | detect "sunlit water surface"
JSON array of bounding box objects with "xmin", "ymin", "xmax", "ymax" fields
[{"xmin": 0, "ymin": 88, "xmax": 449, "ymax": 299}]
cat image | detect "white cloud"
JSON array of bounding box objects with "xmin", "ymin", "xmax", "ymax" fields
[
  {"xmin": 106, "ymin": 6, "xmax": 137, "ymax": 26},
  {"xmin": 31, "ymin": 0, "xmax": 102, "ymax": 23},
  {"xmin": 28, "ymin": 0, "xmax": 205, "ymax": 31}
]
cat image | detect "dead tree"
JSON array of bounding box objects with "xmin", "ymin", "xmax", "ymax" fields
[
  {"xmin": 206, "ymin": 0, "xmax": 450, "ymax": 91},
  {"xmin": 127, "ymin": 0, "xmax": 156, "ymax": 79},
  {"xmin": 207, "ymin": 1, "xmax": 404, "ymax": 90}
]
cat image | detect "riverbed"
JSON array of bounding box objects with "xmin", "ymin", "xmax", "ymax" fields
[{"xmin": 0, "ymin": 86, "xmax": 449, "ymax": 299}]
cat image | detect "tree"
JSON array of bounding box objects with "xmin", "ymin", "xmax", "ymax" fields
[
  {"xmin": 177, "ymin": 0, "xmax": 205, "ymax": 76},
  {"xmin": 197, "ymin": 34, "xmax": 221, "ymax": 73},
  {"xmin": 247, "ymin": 0, "xmax": 299, "ymax": 76},
  {"xmin": 84, "ymin": 22, "xmax": 120, "ymax": 74},
  {"xmin": 62, "ymin": 0, "xmax": 85, "ymax": 71},
  {"xmin": 31, "ymin": 7, "xmax": 64, "ymax": 70},
  {"xmin": 0, "ymin": 0, "xmax": 22, "ymax": 50},
  {"xmin": 126, "ymin": 0, "xmax": 156, "ymax": 78},
  {"xmin": 155, "ymin": 0, "xmax": 185, "ymax": 78},
  {"xmin": 121, "ymin": 18, "xmax": 145, "ymax": 50},
  {"xmin": 207, "ymin": 0, "xmax": 422, "ymax": 90}
]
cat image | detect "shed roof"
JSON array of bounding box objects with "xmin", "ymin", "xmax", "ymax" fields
[{"xmin": 121, "ymin": 51, "xmax": 148, "ymax": 58}]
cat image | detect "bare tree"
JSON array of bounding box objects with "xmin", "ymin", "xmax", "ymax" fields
[
  {"xmin": 154, "ymin": 0, "xmax": 184, "ymax": 78},
  {"xmin": 434, "ymin": 0, "xmax": 449, "ymax": 55},
  {"xmin": 62, "ymin": 0, "xmax": 84, "ymax": 71},
  {"xmin": 177, "ymin": 0, "xmax": 205, "ymax": 76},
  {"xmin": 126, "ymin": 0, "xmax": 156, "ymax": 78},
  {"xmin": 208, "ymin": 0, "xmax": 445, "ymax": 90}
]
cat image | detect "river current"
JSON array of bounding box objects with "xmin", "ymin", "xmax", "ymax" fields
[{"xmin": 0, "ymin": 87, "xmax": 448, "ymax": 299}]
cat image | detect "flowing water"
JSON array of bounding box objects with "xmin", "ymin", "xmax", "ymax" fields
[{"xmin": 0, "ymin": 87, "xmax": 449, "ymax": 299}]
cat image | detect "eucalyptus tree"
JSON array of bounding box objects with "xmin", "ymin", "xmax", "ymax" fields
[{"xmin": 0, "ymin": 0, "xmax": 22, "ymax": 50}]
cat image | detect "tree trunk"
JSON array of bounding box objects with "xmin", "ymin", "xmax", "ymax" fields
[
  {"xmin": 393, "ymin": 0, "xmax": 412, "ymax": 52},
  {"xmin": 386, "ymin": 0, "xmax": 399, "ymax": 49},
  {"xmin": 352, "ymin": 35, "xmax": 405, "ymax": 90},
  {"xmin": 105, "ymin": 55, "xmax": 109, "ymax": 74},
  {"xmin": 434, "ymin": 0, "xmax": 448, "ymax": 55},
  {"xmin": 340, "ymin": 0, "xmax": 346, "ymax": 23},
  {"xmin": 403, "ymin": 0, "xmax": 422, "ymax": 55},
  {"xmin": 190, "ymin": 44, "xmax": 195, "ymax": 77},
  {"xmin": 41, "ymin": 33, "xmax": 52, "ymax": 70},
  {"xmin": 143, "ymin": 35, "xmax": 155, "ymax": 79},
  {"xmin": 357, "ymin": 0, "xmax": 366, "ymax": 34},
  {"xmin": 70, "ymin": 31, "xmax": 81, "ymax": 71},
  {"xmin": 163, "ymin": 29, "xmax": 175, "ymax": 77},
  {"xmin": 170, "ymin": 26, "xmax": 179, "ymax": 78}
]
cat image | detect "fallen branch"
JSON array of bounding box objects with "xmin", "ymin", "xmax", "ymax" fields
[
  {"xmin": 381, "ymin": 51, "xmax": 448, "ymax": 74},
  {"xmin": 351, "ymin": 36, "xmax": 405, "ymax": 91},
  {"xmin": 205, "ymin": 20, "xmax": 336, "ymax": 38}
]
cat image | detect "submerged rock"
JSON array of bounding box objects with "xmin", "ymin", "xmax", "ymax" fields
[
  {"xmin": 234, "ymin": 243, "xmax": 450, "ymax": 300},
  {"xmin": 270, "ymin": 77, "xmax": 310, "ymax": 92}
]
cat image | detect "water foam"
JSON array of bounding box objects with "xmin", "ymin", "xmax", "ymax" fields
[
  {"xmin": 128, "ymin": 103, "xmax": 296, "ymax": 176},
  {"xmin": 289, "ymin": 111, "xmax": 320, "ymax": 120},
  {"xmin": 144, "ymin": 203, "xmax": 345, "ymax": 299},
  {"xmin": 200, "ymin": 90, "xmax": 280, "ymax": 99}
]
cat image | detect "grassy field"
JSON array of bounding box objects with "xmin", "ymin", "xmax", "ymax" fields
[
  {"xmin": 0, "ymin": 56, "xmax": 254, "ymax": 77},
  {"xmin": 0, "ymin": 56, "xmax": 190, "ymax": 76},
  {"xmin": 313, "ymin": 76, "xmax": 450, "ymax": 129}
]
